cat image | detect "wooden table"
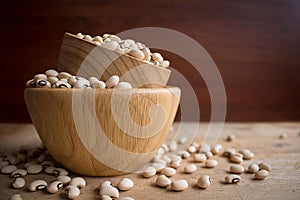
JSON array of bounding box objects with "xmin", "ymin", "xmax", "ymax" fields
[{"xmin": 1, "ymin": 122, "xmax": 300, "ymax": 200}]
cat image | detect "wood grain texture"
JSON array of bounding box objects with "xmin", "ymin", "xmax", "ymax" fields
[
  {"xmin": 0, "ymin": 122, "xmax": 299, "ymax": 199},
  {"xmin": 58, "ymin": 33, "xmax": 171, "ymax": 88},
  {"xmin": 24, "ymin": 87, "xmax": 180, "ymax": 176},
  {"xmin": 0, "ymin": 0, "xmax": 299, "ymax": 122}
]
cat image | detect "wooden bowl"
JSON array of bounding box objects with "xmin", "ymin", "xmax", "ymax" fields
[{"xmin": 24, "ymin": 87, "xmax": 180, "ymax": 176}]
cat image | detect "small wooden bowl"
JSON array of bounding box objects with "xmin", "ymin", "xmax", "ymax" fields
[
  {"xmin": 58, "ymin": 33, "xmax": 171, "ymax": 88},
  {"xmin": 24, "ymin": 87, "xmax": 180, "ymax": 176}
]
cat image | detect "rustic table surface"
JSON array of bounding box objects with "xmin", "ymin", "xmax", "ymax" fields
[{"xmin": 0, "ymin": 122, "xmax": 300, "ymax": 200}]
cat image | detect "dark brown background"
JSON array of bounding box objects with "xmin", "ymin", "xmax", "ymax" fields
[{"xmin": 0, "ymin": 0, "xmax": 299, "ymax": 122}]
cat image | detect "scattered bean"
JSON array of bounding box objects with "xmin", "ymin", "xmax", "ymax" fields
[
  {"xmin": 225, "ymin": 175, "xmax": 241, "ymax": 184},
  {"xmin": 156, "ymin": 175, "xmax": 172, "ymax": 187},
  {"xmin": 117, "ymin": 178, "xmax": 134, "ymax": 191},
  {"xmin": 69, "ymin": 177, "xmax": 86, "ymax": 189},
  {"xmin": 11, "ymin": 169, "xmax": 27, "ymax": 178},
  {"xmin": 229, "ymin": 165, "xmax": 244, "ymax": 174},
  {"xmin": 151, "ymin": 163, "xmax": 166, "ymax": 172},
  {"xmin": 258, "ymin": 162, "xmax": 272, "ymax": 171},
  {"xmin": 255, "ymin": 169, "xmax": 269, "ymax": 180},
  {"xmin": 99, "ymin": 186, "xmax": 119, "ymax": 198},
  {"xmin": 205, "ymin": 159, "xmax": 218, "ymax": 168},
  {"xmin": 161, "ymin": 167, "xmax": 176, "ymax": 177},
  {"xmin": 197, "ymin": 175, "xmax": 211, "ymax": 189},
  {"xmin": 12, "ymin": 178, "xmax": 26, "ymax": 189},
  {"xmin": 57, "ymin": 175, "xmax": 72, "ymax": 185},
  {"xmin": 171, "ymin": 180, "xmax": 188, "ymax": 191},
  {"xmin": 193, "ymin": 153, "xmax": 207, "ymax": 162},
  {"xmin": 47, "ymin": 181, "xmax": 63, "ymax": 193},
  {"xmin": 211, "ymin": 144, "xmax": 223, "ymax": 155},
  {"xmin": 27, "ymin": 164, "xmax": 43, "ymax": 174},
  {"xmin": 28, "ymin": 180, "xmax": 47, "ymax": 191},
  {"xmin": 279, "ymin": 133, "xmax": 287, "ymax": 139},
  {"xmin": 65, "ymin": 185, "xmax": 80, "ymax": 199},
  {"xmin": 248, "ymin": 163, "xmax": 259, "ymax": 173},
  {"xmin": 184, "ymin": 164, "xmax": 197, "ymax": 174},
  {"xmin": 1, "ymin": 165, "xmax": 17, "ymax": 174},
  {"xmin": 142, "ymin": 166, "xmax": 156, "ymax": 178}
]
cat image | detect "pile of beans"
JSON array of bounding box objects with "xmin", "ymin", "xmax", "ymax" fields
[
  {"xmin": 76, "ymin": 33, "xmax": 170, "ymax": 68},
  {"xmin": 26, "ymin": 69, "xmax": 132, "ymax": 89},
  {"xmin": 0, "ymin": 145, "xmax": 135, "ymax": 200},
  {"xmin": 139, "ymin": 133, "xmax": 271, "ymax": 191},
  {"xmin": 1, "ymin": 133, "xmax": 273, "ymax": 199}
]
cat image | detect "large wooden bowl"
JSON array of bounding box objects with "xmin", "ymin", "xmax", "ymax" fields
[{"xmin": 24, "ymin": 87, "xmax": 180, "ymax": 176}]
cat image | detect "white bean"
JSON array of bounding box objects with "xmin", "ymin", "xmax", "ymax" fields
[
  {"xmin": 151, "ymin": 163, "xmax": 166, "ymax": 172},
  {"xmin": 69, "ymin": 177, "xmax": 86, "ymax": 189},
  {"xmin": 142, "ymin": 166, "xmax": 156, "ymax": 178},
  {"xmin": 74, "ymin": 78, "xmax": 90, "ymax": 88},
  {"xmin": 114, "ymin": 82, "xmax": 132, "ymax": 89},
  {"xmin": 47, "ymin": 76, "xmax": 58, "ymax": 85},
  {"xmin": 230, "ymin": 154, "xmax": 243, "ymax": 164},
  {"xmin": 239, "ymin": 149, "xmax": 254, "ymax": 160},
  {"xmin": 229, "ymin": 165, "xmax": 244, "ymax": 174},
  {"xmin": 255, "ymin": 169, "xmax": 269, "ymax": 180},
  {"xmin": 1, "ymin": 165, "xmax": 17, "ymax": 174},
  {"xmin": 76, "ymin": 33, "xmax": 84, "ymax": 39},
  {"xmin": 58, "ymin": 72, "xmax": 72, "ymax": 79},
  {"xmin": 65, "ymin": 185, "xmax": 80, "ymax": 199},
  {"xmin": 184, "ymin": 164, "xmax": 197, "ymax": 174},
  {"xmin": 141, "ymin": 48, "xmax": 151, "ymax": 61},
  {"xmin": 12, "ymin": 177, "xmax": 26, "ymax": 189},
  {"xmin": 197, "ymin": 175, "xmax": 211, "ymax": 189},
  {"xmin": 169, "ymin": 141, "xmax": 178, "ymax": 152},
  {"xmin": 160, "ymin": 60, "xmax": 170, "ymax": 68},
  {"xmin": 101, "ymin": 41, "xmax": 119, "ymax": 51},
  {"xmin": 34, "ymin": 74, "xmax": 47, "ymax": 81},
  {"xmin": 225, "ymin": 175, "xmax": 241, "ymax": 184},
  {"xmin": 93, "ymin": 36, "xmax": 103, "ymax": 44},
  {"xmin": 55, "ymin": 81, "xmax": 72, "ymax": 89},
  {"xmin": 119, "ymin": 197, "xmax": 135, "ymax": 200},
  {"xmin": 57, "ymin": 175, "xmax": 72, "ymax": 185},
  {"xmin": 258, "ymin": 162, "xmax": 272, "ymax": 171},
  {"xmin": 117, "ymin": 178, "xmax": 134, "ymax": 191},
  {"xmin": 205, "ymin": 159, "xmax": 218, "ymax": 168},
  {"xmin": 161, "ymin": 167, "xmax": 176, "ymax": 177},
  {"xmin": 47, "ymin": 181, "xmax": 63, "ymax": 193},
  {"xmin": 11, "ymin": 169, "xmax": 27, "ymax": 178},
  {"xmin": 105, "ymin": 75, "xmax": 119, "ymax": 88},
  {"xmin": 156, "ymin": 175, "xmax": 172, "ymax": 187},
  {"xmin": 248, "ymin": 163, "xmax": 259, "ymax": 173},
  {"xmin": 36, "ymin": 80, "xmax": 51, "ymax": 88},
  {"xmin": 211, "ymin": 144, "xmax": 223, "ymax": 155},
  {"xmin": 129, "ymin": 49, "xmax": 144, "ymax": 60},
  {"xmin": 199, "ymin": 144, "xmax": 211, "ymax": 153},
  {"xmin": 171, "ymin": 180, "xmax": 188, "ymax": 191},
  {"xmin": 101, "ymin": 195, "xmax": 112, "ymax": 200},
  {"xmin": 27, "ymin": 164, "xmax": 43, "ymax": 174},
  {"xmin": 83, "ymin": 34, "xmax": 93, "ymax": 42},
  {"xmin": 151, "ymin": 53, "xmax": 163, "ymax": 63},
  {"xmin": 187, "ymin": 145, "xmax": 197, "ymax": 154},
  {"xmin": 99, "ymin": 186, "xmax": 119, "ymax": 198},
  {"xmin": 193, "ymin": 153, "xmax": 207, "ymax": 162},
  {"xmin": 45, "ymin": 69, "xmax": 58, "ymax": 77},
  {"xmin": 28, "ymin": 180, "xmax": 47, "ymax": 191}
]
